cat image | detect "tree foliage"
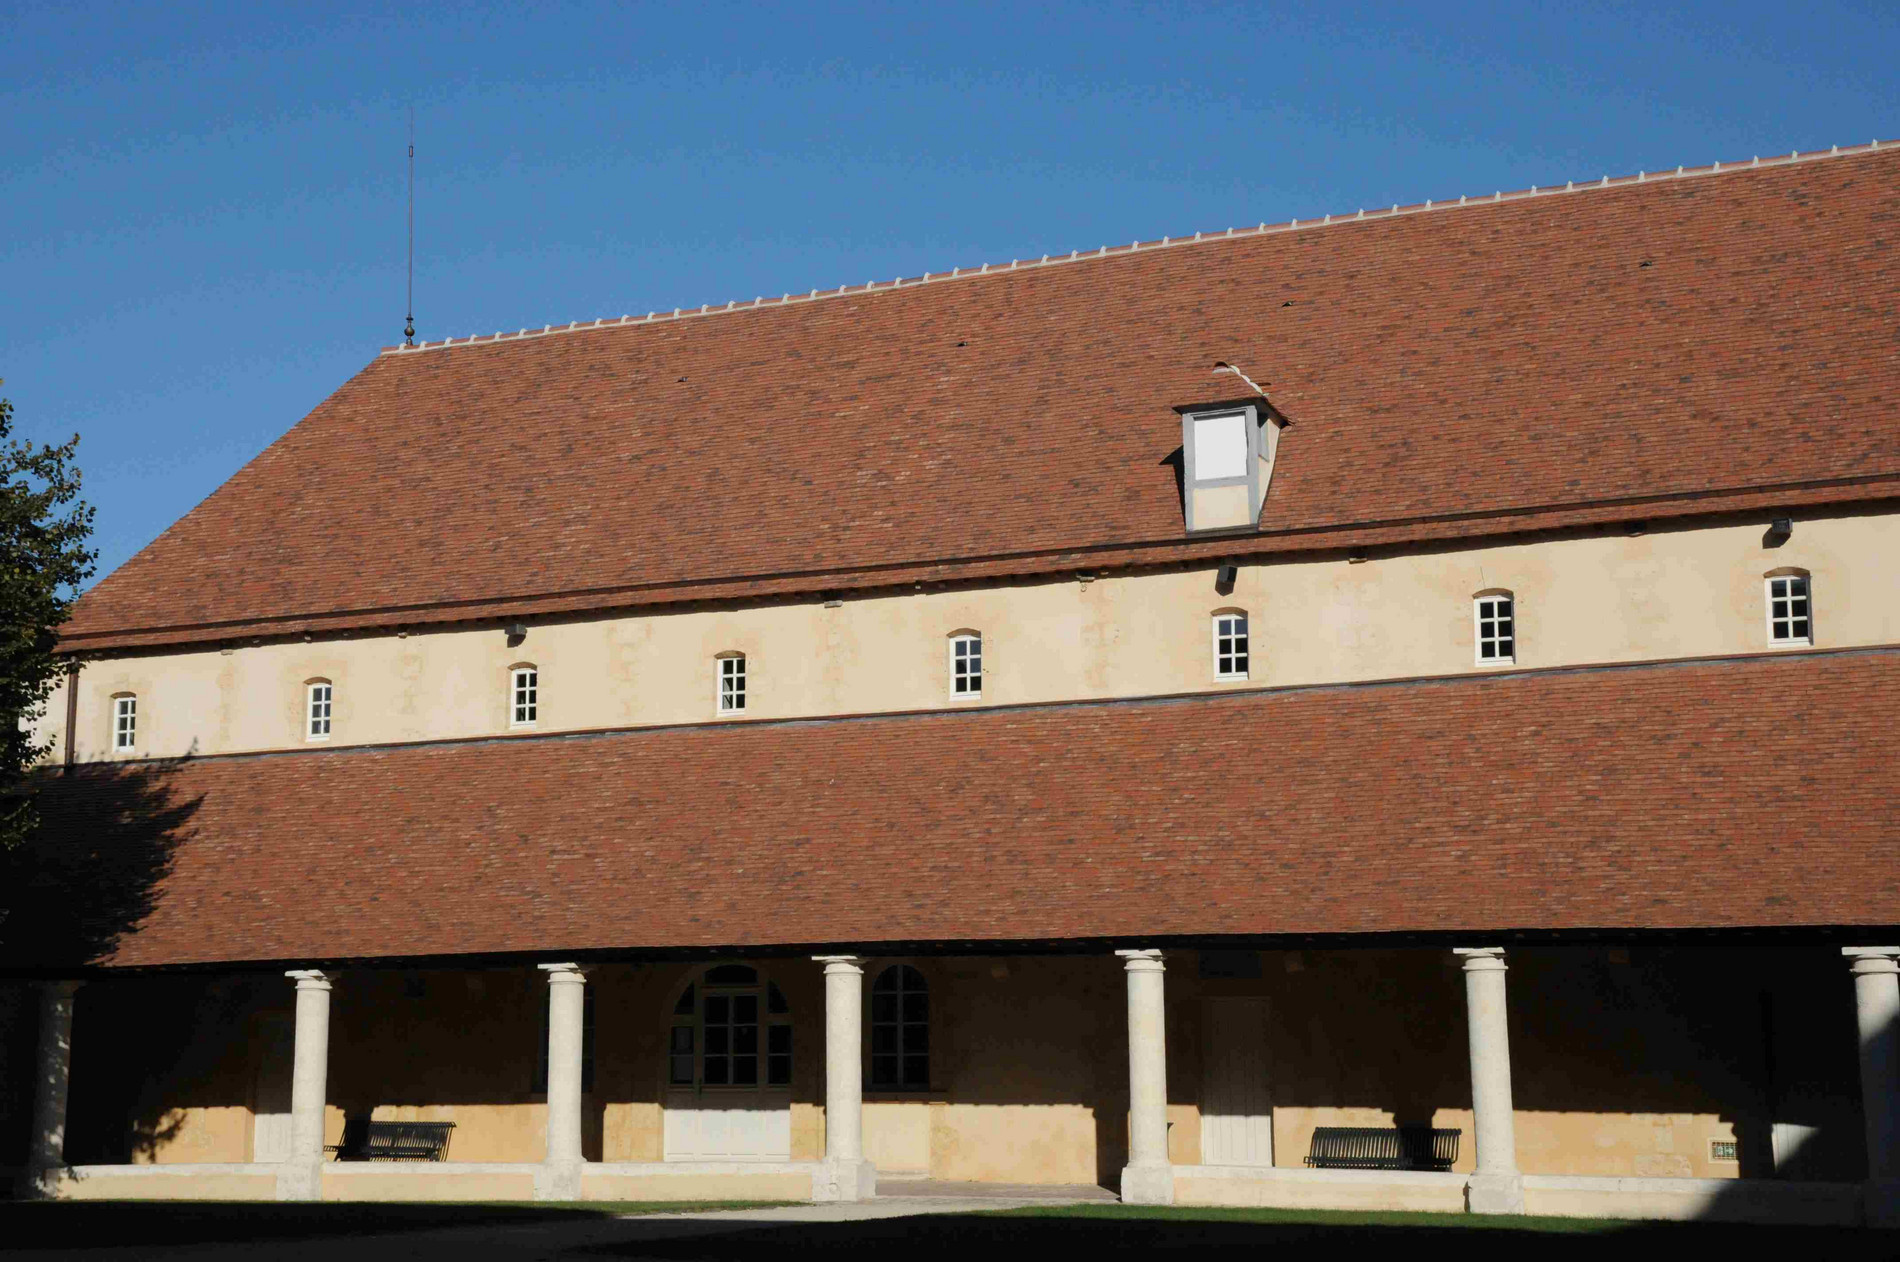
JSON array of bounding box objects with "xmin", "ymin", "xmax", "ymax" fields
[{"xmin": 0, "ymin": 392, "xmax": 96, "ymax": 850}]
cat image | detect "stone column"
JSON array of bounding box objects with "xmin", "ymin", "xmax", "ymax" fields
[
  {"xmin": 535, "ymin": 963, "xmax": 588, "ymax": 1201},
  {"xmin": 1845, "ymin": 947, "xmax": 1900, "ymax": 1226},
  {"xmin": 19, "ymin": 980, "xmax": 80, "ymax": 1200},
  {"xmin": 277, "ymin": 970, "xmax": 332, "ymax": 1202},
  {"xmin": 813, "ymin": 955, "xmax": 876, "ymax": 1202},
  {"xmin": 1454, "ymin": 948, "xmax": 1523, "ymax": 1214},
  {"xmin": 1117, "ymin": 949, "xmax": 1173, "ymax": 1205}
]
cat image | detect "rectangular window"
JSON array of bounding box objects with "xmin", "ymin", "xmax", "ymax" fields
[
  {"xmin": 1767, "ymin": 575, "xmax": 1811, "ymax": 645},
  {"xmin": 669, "ymin": 1024, "xmax": 696, "ymax": 1087},
  {"xmin": 113, "ymin": 695, "xmax": 137, "ymax": 750},
  {"xmin": 306, "ymin": 682, "xmax": 332, "ymax": 740},
  {"xmin": 1476, "ymin": 595, "xmax": 1515, "ymax": 664},
  {"xmin": 766, "ymin": 1022, "xmax": 793, "ymax": 1087},
  {"xmin": 718, "ymin": 656, "xmax": 746, "ymax": 714},
  {"xmin": 950, "ymin": 634, "xmax": 982, "ymax": 698},
  {"xmin": 1214, "ymin": 613, "xmax": 1249, "ymax": 680},
  {"xmin": 512, "ymin": 667, "xmax": 538, "ymax": 727},
  {"xmin": 1192, "ymin": 413, "xmax": 1250, "ymax": 481}
]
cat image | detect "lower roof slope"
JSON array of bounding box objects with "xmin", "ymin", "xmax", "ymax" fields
[
  {"xmin": 62, "ymin": 146, "xmax": 1900, "ymax": 651},
  {"xmin": 6, "ymin": 649, "xmax": 1895, "ymax": 972}
]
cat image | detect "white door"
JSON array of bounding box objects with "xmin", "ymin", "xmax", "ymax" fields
[
  {"xmin": 251, "ymin": 1017, "xmax": 294, "ymax": 1162},
  {"xmin": 663, "ymin": 1091, "xmax": 794, "ymax": 1161},
  {"xmin": 1201, "ymin": 997, "xmax": 1273, "ymax": 1166}
]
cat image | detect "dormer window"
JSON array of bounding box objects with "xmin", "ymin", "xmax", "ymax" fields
[
  {"xmin": 1192, "ymin": 413, "xmax": 1250, "ymax": 481},
  {"xmin": 1178, "ymin": 401, "xmax": 1276, "ymax": 533}
]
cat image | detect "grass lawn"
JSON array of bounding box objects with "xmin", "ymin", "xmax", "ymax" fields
[
  {"xmin": 0, "ymin": 1199, "xmax": 794, "ymax": 1249},
  {"xmin": 5, "ymin": 1200, "xmax": 1899, "ymax": 1259}
]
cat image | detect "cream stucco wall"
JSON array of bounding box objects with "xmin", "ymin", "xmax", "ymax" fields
[{"xmin": 45, "ymin": 511, "xmax": 1898, "ymax": 762}]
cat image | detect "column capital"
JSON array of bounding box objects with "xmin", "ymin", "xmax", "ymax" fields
[
  {"xmin": 1116, "ymin": 948, "xmax": 1165, "ymax": 972},
  {"xmin": 814, "ymin": 955, "xmax": 865, "ymax": 974},
  {"xmin": 1454, "ymin": 947, "xmax": 1507, "ymax": 972},
  {"xmin": 41, "ymin": 979, "xmax": 82, "ymax": 998},
  {"xmin": 537, "ymin": 962, "xmax": 589, "ymax": 984},
  {"xmin": 285, "ymin": 969, "xmax": 332, "ymax": 991},
  {"xmin": 1845, "ymin": 947, "xmax": 1900, "ymax": 974}
]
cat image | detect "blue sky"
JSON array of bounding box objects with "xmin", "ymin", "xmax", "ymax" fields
[{"xmin": 4, "ymin": 1, "xmax": 1896, "ymax": 586}]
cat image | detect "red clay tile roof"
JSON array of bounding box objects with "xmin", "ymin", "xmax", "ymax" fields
[
  {"xmin": 63, "ymin": 146, "xmax": 1900, "ymax": 652},
  {"xmin": 9, "ymin": 649, "xmax": 1895, "ymax": 971}
]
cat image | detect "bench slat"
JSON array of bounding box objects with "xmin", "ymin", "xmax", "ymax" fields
[
  {"xmin": 1304, "ymin": 1125, "xmax": 1459, "ymax": 1172},
  {"xmin": 330, "ymin": 1120, "xmax": 456, "ymax": 1162}
]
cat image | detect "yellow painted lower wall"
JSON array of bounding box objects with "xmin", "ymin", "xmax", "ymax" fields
[
  {"xmin": 322, "ymin": 1168, "xmax": 537, "ymax": 1202},
  {"xmin": 927, "ymin": 1103, "xmax": 1098, "ymax": 1184},
  {"xmin": 57, "ymin": 1170, "xmax": 278, "ymax": 1201},
  {"xmin": 1175, "ymin": 1171, "xmax": 1467, "ymax": 1213},
  {"xmin": 135, "ymin": 1105, "xmax": 251, "ymax": 1164},
  {"xmin": 581, "ymin": 1171, "xmax": 813, "ymax": 1201}
]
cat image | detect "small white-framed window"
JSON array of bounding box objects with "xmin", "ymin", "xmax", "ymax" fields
[
  {"xmin": 511, "ymin": 665, "xmax": 539, "ymax": 727},
  {"xmin": 717, "ymin": 654, "xmax": 747, "ymax": 715},
  {"xmin": 306, "ymin": 680, "xmax": 332, "ymax": 741},
  {"xmin": 1212, "ymin": 611, "xmax": 1249, "ymax": 681},
  {"xmin": 949, "ymin": 632, "xmax": 982, "ymax": 699},
  {"xmin": 112, "ymin": 694, "xmax": 137, "ymax": 751},
  {"xmin": 1475, "ymin": 592, "xmax": 1515, "ymax": 664},
  {"xmin": 1765, "ymin": 573, "xmax": 1812, "ymax": 646}
]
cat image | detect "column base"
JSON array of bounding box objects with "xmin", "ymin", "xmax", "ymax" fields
[
  {"xmin": 1864, "ymin": 1178, "xmax": 1900, "ymax": 1227},
  {"xmin": 813, "ymin": 1159, "xmax": 877, "ymax": 1203},
  {"xmin": 1120, "ymin": 1162, "xmax": 1175, "ymax": 1206},
  {"xmin": 1465, "ymin": 1171, "xmax": 1525, "ymax": 1215},
  {"xmin": 535, "ymin": 1159, "xmax": 585, "ymax": 1202},
  {"xmin": 275, "ymin": 1160, "xmax": 323, "ymax": 1202},
  {"xmin": 16, "ymin": 1165, "xmax": 60, "ymax": 1201}
]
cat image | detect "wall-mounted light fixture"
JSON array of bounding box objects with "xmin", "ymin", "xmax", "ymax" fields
[
  {"xmin": 1764, "ymin": 517, "xmax": 1794, "ymax": 548},
  {"xmin": 1214, "ymin": 562, "xmax": 1238, "ymax": 595},
  {"xmin": 505, "ymin": 621, "xmax": 528, "ymax": 647},
  {"xmin": 1347, "ymin": 550, "xmax": 1369, "ymax": 565}
]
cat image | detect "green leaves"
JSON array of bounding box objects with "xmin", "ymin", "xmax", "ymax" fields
[{"xmin": 0, "ymin": 394, "xmax": 97, "ymax": 851}]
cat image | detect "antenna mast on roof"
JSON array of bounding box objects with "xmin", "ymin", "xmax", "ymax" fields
[{"xmin": 404, "ymin": 106, "xmax": 416, "ymax": 347}]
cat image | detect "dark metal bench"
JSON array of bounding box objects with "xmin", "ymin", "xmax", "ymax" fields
[
  {"xmin": 1305, "ymin": 1125, "xmax": 1459, "ymax": 1171},
  {"xmin": 328, "ymin": 1119, "xmax": 456, "ymax": 1161}
]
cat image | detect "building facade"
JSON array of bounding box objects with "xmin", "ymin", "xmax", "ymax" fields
[{"xmin": 3, "ymin": 141, "xmax": 1899, "ymax": 1222}]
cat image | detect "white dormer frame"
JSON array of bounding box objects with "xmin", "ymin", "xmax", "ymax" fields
[{"xmin": 1180, "ymin": 402, "xmax": 1277, "ymax": 534}]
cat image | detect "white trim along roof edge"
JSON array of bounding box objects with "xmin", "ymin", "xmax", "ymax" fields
[{"xmin": 382, "ymin": 139, "xmax": 1894, "ymax": 357}]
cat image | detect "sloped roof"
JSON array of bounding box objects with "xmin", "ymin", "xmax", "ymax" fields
[
  {"xmin": 65, "ymin": 144, "xmax": 1900, "ymax": 652},
  {"xmin": 9, "ymin": 649, "xmax": 1895, "ymax": 972}
]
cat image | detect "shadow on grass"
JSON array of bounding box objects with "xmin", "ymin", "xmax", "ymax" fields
[
  {"xmin": 0, "ymin": 1200, "xmax": 789, "ymax": 1249},
  {"xmin": 573, "ymin": 1205, "xmax": 1900, "ymax": 1260}
]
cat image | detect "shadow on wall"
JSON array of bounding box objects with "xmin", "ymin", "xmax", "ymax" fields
[
  {"xmin": 0, "ymin": 758, "xmax": 201, "ymax": 972},
  {"xmin": 1250, "ymin": 945, "xmax": 1864, "ymax": 1183},
  {"xmin": 0, "ymin": 759, "xmax": 202, "ymax": 1166}
]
